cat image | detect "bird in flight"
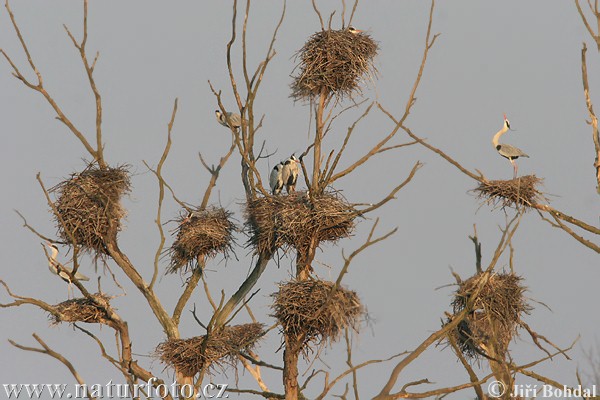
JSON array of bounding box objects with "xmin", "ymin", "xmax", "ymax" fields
[
  {"xmin": 492, "ymin": 114, "xmax": 529, "ymax": 179},
  {"xmin": 44, "ymin": 242, "xmax": 90, "ymax": 298}
]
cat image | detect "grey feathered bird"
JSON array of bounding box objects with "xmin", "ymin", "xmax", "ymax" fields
[
  {"xmin": 281, "ymin": 155, "xmax": 300, "ymax": 194},
  {"xmin": 215, "ymin": 110, "xmax": 245, "ymax": 130},
  {"xmin": 269, "ymin": 163, "xmax": 285, "ymax": 195},
  {"xmin": 44, "ymin": 242, "xmax": 89, "ymax": 298},
  {"xmin": 492, "ymin": 114, "xmax": 529, "ymax": 178}
]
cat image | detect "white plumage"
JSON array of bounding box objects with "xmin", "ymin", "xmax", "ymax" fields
[{"xmin": 492, "ymin": 114, "xmax": 529, "ymax": 179}]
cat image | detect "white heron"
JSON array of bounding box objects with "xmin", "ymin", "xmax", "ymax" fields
[
  {"xmin": 492, "ymin": 114, "xmax": 529, "ymax": 179},
  {"xmin": 347, "ymin": 26, "xmax": 363, "ymax": 34},
  {"xmin": 44, "ymin": 242, "xmax": 89, "ymax": 298},
  {"xmin": 269, "ymin": 163, "xmax": 285, "ymax": 195},
  {"xmin": 281, "ymin": 155, "xmax": 300, "ymax": 194},
  {"xmin": 215, "ymin": 110, "xmax": 245, "ymax": 130}
]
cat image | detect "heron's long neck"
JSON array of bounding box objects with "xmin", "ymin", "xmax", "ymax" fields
[{"xmin": 492, "ymin": 124, "xmax": 508, "ymax": 147}]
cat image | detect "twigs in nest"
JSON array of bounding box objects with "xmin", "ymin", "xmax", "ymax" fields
[
  {"xmin": 156, "ymin": 323, "xmax": 265, "ymax": 377},
  {"xmin": 473, "ymin": 175, "xmax": 545, "ymax": 210},
  {"xmin": 51, "ymin": 294, "xmax": 113, "ymax": 326},
  {"xmin": 271, "ymin": 279, "xmax": 363, "ymax": 351},
  {"xmin": 246, "ymin": 191, "xmax": 355, "ymax": 258},
  {"xmin": 447, "ymin": 272, "xmax": 531, "ymax": 361},
  {"xmin": 168, "ymin": 207, "xmax": 236, "ymax": 274},
  {"xmin": 51, "ymin": 163, "xmax": 131, "ymax": 255},
  {"xmin": 291, "ymin": 28, "xmax": 378, "ymax": 101}
]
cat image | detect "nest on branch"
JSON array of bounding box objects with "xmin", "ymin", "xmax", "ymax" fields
[
  {"xmin": 473, "ymin": 175, "xmax": 544, "ymax": 210},
  {"xmin": 291, "ymin": 28, "xmax": 378, "ymax": 101},
  {"xmin": 156, "ymin": 323, "xmax": 264, "ymax": 377},
  {"xmin": 246, "ymin": 191, "xmax": 355, "ymax": 257},
  {"xmin": 50, "ymin": 294, "xmax": 112, "ymax": 326},
  {"xmin": 271, "ymin": 279, "xmax": 363, "ymax": 350},
  {"xmin": 51, "ymin": 163, "xmax": 130, "ymax": 255},
  {"xmin": 168, "ymin": 206, "xmax": 236, "ymax": 274},
  {"xmin": 447, "ymin": 272, "xmax": 530, "ymax": 360}
]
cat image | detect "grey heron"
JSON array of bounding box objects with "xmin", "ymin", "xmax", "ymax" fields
[
  {"xmin": 215, "ymin": 110, "xmax": 245, "ymax": 130},
  {"xmin": 347, "ymin": 26, "xmax": 363, "ymax": 34},
  {"xmin": 281, "ymin": 155, "xmax": 300, "ymax": 194},
  {"xmin": 492, "ymin": 114, "xmax": 529, "ymax": 179},
  {"xmin": 269, "ymin": 163, "xmax": 285, "ymax": 195},
  {"xmin": 44, "ymin": 242, "xmax": 90, "ymax": 298}
]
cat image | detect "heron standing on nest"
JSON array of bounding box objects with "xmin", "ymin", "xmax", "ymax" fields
[
  {"xmin": 282, "ymin": 155, "xmax": 300, "ymax": 194},
  {"xmin": 270, "ymin": 163, "xmax": 285, "ymax": 195},
  {"xmin": 215, "ymin": 110, "xmax": 245, "ymax": 131},
  {"xmin": 492, "ymin": 114, "xmax": 529, "ymax": 179},
  {"xmin": 44, "ymin": 242, "xmax": 89, "ymax": 298}
]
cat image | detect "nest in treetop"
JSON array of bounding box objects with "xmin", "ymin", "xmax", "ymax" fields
[
  {"xmin": 447, "ymin": 272, "xmax": 530, "ymax": 360},
  {"xmin": 271, "ymin": 279, "xmax": 363, "ymax": 350},
  {"xmin": 290, "ymin": 28, "xmax": 378, "ymax": 101},
  {"xmin": 167, "ymin": 206, "xmax": 236, "ymax": 274},
  {"xmin": 245, "ymin": 191, "xmax": 355, "ymax": 257},
  {"xmin": 50, "ymin": 294, "xmax": 112, "ymax": 326},
  {"xmin": 155, "ymin": 323, "xmax": 265, "ymax": 377},
  {"xmin": 51, "ymin": 163, "xmax": 131, "ymax": 255},
  {"xmin": 473, "ymin": 175, "xmax": 545, "ymax": 210}
]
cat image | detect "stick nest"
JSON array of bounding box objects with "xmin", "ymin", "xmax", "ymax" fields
[
  {"xmin": 168, "ymin": 207, "xmax": 236, "ymax": 274},
  {"xmin": 246, "ymin": 191, "xmax": 355, "ymax": 257},
  {"xmin": 473, "ymin": 175, "xmax": 544, "ymax": 210},
  {"xmin": 51, "ymin": 163, "xmax": 131, "ymax": 255},
  {"xmin": 156, "ymin": 323, "xmax": 264, "ymax": 376},
  {"xmin": 291, "ymin": 28, "xmax": 378, "ymax": 101},
  {"xmin": 50, "ymin": 294, "xmax": 112, "ymax": 326},
  {"xmin": 447, "ymin": 272, "xmax": 530, "ymax": 360},
  {"xmin": 271, "ymin": 279, "xmax": 363, "ymax": 349}
]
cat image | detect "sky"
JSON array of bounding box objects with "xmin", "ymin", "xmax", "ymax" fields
[{"xmin": 1, "ymin": 1, "xmax": 599, "ymax": 399}]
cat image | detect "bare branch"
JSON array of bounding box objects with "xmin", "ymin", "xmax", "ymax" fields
[{"xmin": 580, "ymin": 43, "xmax": 600, "ymax": 193}]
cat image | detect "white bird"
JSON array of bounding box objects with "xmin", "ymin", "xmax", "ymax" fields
[
  {"xmin": 347, "ymin": 26, "xmax": 363, "ymax": 35},
  {"xmin": 269, "ymin": 163, "xmax": 284, "ymax": 195},
  {"xmin": 492, "ymin": 114, "xmax": 529, "ymax": 179},
  {"xmin": 44, "ymin": 242, "xmax": 89, "ymax": 298},
  {"xmin": 281, "ymin": 155, "xmax": 300, "ymax": 194},
  {"xmin": 215, "ymin": 110, "xmax": 244, "ymax": 130}
]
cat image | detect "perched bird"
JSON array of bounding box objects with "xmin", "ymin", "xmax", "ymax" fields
[
  {"xmin": 215, "ymin": 110, "xmax": 244, "ymax": 130},
  {"xmin": 492, "ymin": 114, "xmax": 529, "ymax": 178},
  {"xmin": 269, "ymin": 163, "xmax": 285, "ymax": 195},
  {"xmin": 347, "ymin": 26, "xmax": 363, "ymax": 34},
  {"xmin": 44, "ymin": 242, "xmax": 89, "ymax": 298},
  {"xmin": 281, "ymin": 155, "xmax": 300, "ymax": 194}
]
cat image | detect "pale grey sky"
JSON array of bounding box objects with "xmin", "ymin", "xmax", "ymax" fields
[{"xmin": 1, "ymin": 1, "xmax": 599, "ymax": 399}]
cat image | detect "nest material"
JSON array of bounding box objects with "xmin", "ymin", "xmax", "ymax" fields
[
  {"xmin": 473, "ymin": 175, "xmax": 544, "ymax": 210},
  {"xmin": 51, "ymin": 294, "xmax": 112, "ymax": 326},
  {"xmin": 448, "ymin": 272, "xmax": 530, "ymax": 360},
  {"xmin": 51, "ymin": 164, "xmax": 131, "ymax": 255},
  {"xmin": 168, "ymin": 207, "xmax": 236, "ymax": 274},
  {"xmin": 246, "ymin": 191, "xmax": 355, "ymax": 257},
  {"xmin": 291, "ymin": 28, "xmax": 378, "ymax": 101},
  {"xmin": 271, "ymin": 279, "xmax": 363, "ymax": 349},
  {"xmin": 156, "ymin": 323, "xmax": 264, "ymax": 377}
]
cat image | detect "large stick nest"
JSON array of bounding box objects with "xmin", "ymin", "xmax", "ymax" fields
[
  {"xmin": 473, "ymin": 175, "xmax": 544, "ymax": 210},
  {"xmin": 447, "ymin": 272, "xmax": 530, "ymax": 360},
  {"xmin": 51, "ymin": 163, "xmax": 131, "ymax": 255},
  {"xmin": 271, "ymin": 279, "xmax": 363, "ymax": 349},
  {"xmin": 167, "ymin": 206, "xmax": 236, "ymax": 274},
  {"xmin": 156, "ymin": 323, "xmax": 264, "ymax": 377},
  {"xmin": 246, "ymin": 191, "xmax": 355, "ymax": 257},
  {"xmin": 50, "ymin": 294, "xmax": 112, "ymax": 326},
  {"xmin": 291, "ymin": 28, "xmax": 378, "ymax": 101}
]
